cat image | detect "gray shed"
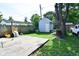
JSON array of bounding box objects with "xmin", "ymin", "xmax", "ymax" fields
[{"xmin": 39, "ymin": 17, "xmax": 53, "ymax": 32}]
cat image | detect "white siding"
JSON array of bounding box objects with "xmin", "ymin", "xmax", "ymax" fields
[
  {"xmin": 39, "ymin": 17, "xmax": 53, "ymax": 32},
  {"xmin": 45, "ymin": 23, "xmax": 50, "ymax": 32},
  {"xmin": 0, "ymin": 21, "xmax": 11, "ymax": 25},
  {"xmin": 50, "ymin": 24, "xmax": 53, "ymax": 31},
  {"xmin": 39, "ymin": 21, "xmax": 45, "ymax": 32}
]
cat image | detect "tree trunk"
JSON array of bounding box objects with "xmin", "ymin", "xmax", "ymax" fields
[
  {"xmin": 65, "ymin": 4, "xmax": 69, "ymax": 21},
  {"xmin": 55, "ymin": 3, "xmax": 63, "ymax": 38},
  {"xmin": 55, "ymin": 3, "xmax": 68, "ymax": 38},
  {"xmin": 58, "ymin": 3, "xmax": 65, "ymax": 38},
  {"xmin": 63, "ymin": 4, "xmax": 69, "ymax": 35},
  {"xmin": 55, "ymin": 3, "xmax": 61, "ymax": 28}
]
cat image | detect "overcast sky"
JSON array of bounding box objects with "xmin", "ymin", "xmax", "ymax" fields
[{"xmin": 0, "ymin": 0, "xmax": 55, "ymax": 22}]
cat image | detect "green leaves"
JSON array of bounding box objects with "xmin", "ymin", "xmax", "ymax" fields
[
  {"xmin": 8, "ymin": 16, "xmax": 13, "ymax": 22},
  {"xmin": 43, "ymin": 11, "xmax": 55, "ymax": 21},
  {"xmin": 31, "ymin": 14, "xmax": 40, "ymax": 29},
  {"xmin": 0, "ymin": 12, "xmax": 3, "ymax": 22},
  {"xmin": 63, "ymin": 3, "xmax": 79, "ymax": 24}
]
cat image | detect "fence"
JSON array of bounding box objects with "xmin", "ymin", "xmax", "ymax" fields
[{"xmin": 0, "ymin": 24, "xmax": 35, "ymax": 35}]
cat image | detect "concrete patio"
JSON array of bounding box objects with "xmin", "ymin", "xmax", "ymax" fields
[{"xmin": 0, "ymin": 35, "xmax": 48, "ymax": 56}]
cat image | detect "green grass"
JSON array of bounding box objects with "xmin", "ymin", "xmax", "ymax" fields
[
  {"xmin": 25, "ymin": 32, "xmax": 79, "ymax": 56},
  {"xmin": 26, "ymin": 32, "xmax": 56, "ymax": 40}
]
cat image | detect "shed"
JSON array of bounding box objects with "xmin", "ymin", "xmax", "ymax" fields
[{"xmin": 39, "ymin": 17, "xmax": 53, "ymax": 32}]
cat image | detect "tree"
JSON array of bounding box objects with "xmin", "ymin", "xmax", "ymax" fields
[
  {"xmin": 24, "ymin": 17, "xmax": 28, "ymax": 23},
  {"xmin": 55, "ymin": 3, "xmax": 68, "ymax": 38},
  {"xmin": 31, "ymin": 14, "xmax": 40, "ymax": 29},
  {"xmin": 8, "ymin": 16, "xmax": 13, "ymax": 33},
  {"xmin": 55, "ymin": 3, "xmax": 79, "ymax": 38},
  {"xmin": 43, "ymin": 11, "xmax": 55, "ymax": 21},
  {"xmin": 43, "ymin": 11, "xmax": 57, "ymax": 29},
  {"xmin": 59, "ymin": 3, "xmax": 70, "ymax": 36},
  {"xmin": 55, "ymin": 3, "xmax": 60, "ymax": 28},
  {"xmin": 69, "ymin": 4, "xmax": 79, "ymax": 24},
  {"xmin": 0, "ymin": 12, "xmax": 3, "ymax": 22},
  {"xmin": 64, "ymin": 3, "xmax": 79, "ymax": 24},
  {"xmin": 58, "ymin": 3, "xmax": 66, "ymax": 38}
]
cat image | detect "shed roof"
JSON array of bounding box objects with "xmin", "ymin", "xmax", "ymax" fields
[{"xmin": 40, "ymin": 17, "xmax": 52, "ymax": 23}]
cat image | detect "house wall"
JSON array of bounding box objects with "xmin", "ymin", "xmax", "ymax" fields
[
  {"xmin": 39, "ymin": 21, "xmax": 46, "ymax": 32},
  {"xmin": 0, "ymin": 21, "xmax": 11, "ymax": 25},
  {"xmin": 39, "ymin": 18, "xmax": 53, "ymax": 32},
  {"xmin": 39, "ymin": 20, "xmax": 50, "ymax": 32},
  {"xmin": 45, "ymin": 23, "xmax": 50, "ymax": 32},
  {"xmin": 50, "ymin": 23, "xmax": 53, "ymax": 31}
]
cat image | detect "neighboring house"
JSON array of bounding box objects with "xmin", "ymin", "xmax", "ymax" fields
[
  {"xmin": 0, "ymin": 19, "xmax": 31, "ymax": 26},
  {"xmin": 39, "ymin": 17, "xmax": 53, "ymax": 32},
  {"xmin": 65, "ymin": 22, "xmax": 74, "ymax": 31}
]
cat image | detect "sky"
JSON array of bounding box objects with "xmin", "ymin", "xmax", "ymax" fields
[{"xmin": 0, "ymin": 0, "xmax": 55, "ymax": 22}]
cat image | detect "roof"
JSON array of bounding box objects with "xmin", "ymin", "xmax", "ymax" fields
[
  {"xmin": 40, "ymin": 17, "xmax": 52, "ymax": 23},
  {"xmin": 65, "ymin": 23, "xmax": 73, "ymax": 25},
  {"xmin": 2, "ymin": 19, "xmax": 25, "ymax": 24}
]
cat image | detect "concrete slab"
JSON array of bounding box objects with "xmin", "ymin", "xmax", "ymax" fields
[{"xmin": 0, "ymin": 36, "xmax": 48, "ymax": 56}]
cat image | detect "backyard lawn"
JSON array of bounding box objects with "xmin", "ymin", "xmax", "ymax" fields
[{"xmin": 26, "ymin": 32, "xmax": 79, "ymax": 56}]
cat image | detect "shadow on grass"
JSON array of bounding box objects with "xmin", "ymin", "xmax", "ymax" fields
[{"xmin": 32, "ymin": 33, "xmax": 79, "ymax": 56}]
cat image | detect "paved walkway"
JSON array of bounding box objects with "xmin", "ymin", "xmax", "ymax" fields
[{"xmin": 0, "ymin": 35, "xmax": 48, "ymax": 56}]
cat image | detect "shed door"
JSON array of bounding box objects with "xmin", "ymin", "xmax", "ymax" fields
[{"xmin": 45, "ymin": 23, "xmax": 50, "ymax": 32}]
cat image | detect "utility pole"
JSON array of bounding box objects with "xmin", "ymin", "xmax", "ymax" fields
[{"xmin": 39, "ymin": 4, "xmax": 42, "ymax": 18}]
